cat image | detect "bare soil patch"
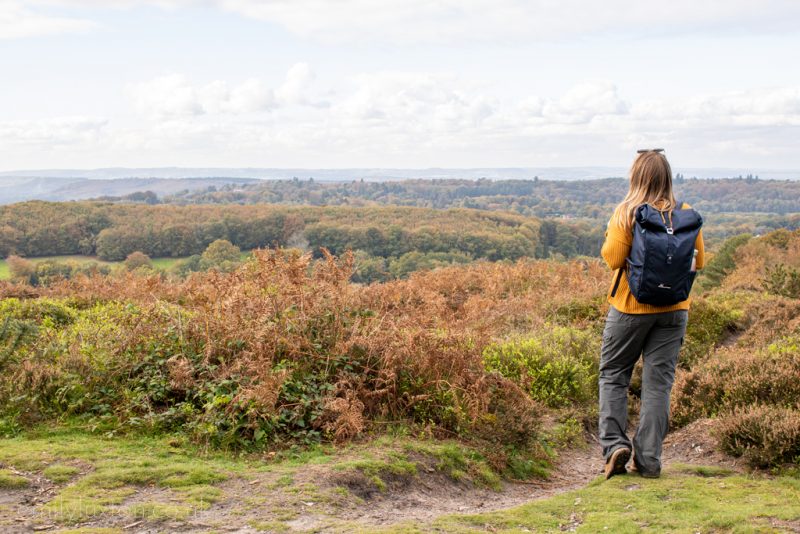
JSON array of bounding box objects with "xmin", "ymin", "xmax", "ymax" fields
[{"xmin": 662, "ymin": 418, "xmax": 742, "ymax": 470}]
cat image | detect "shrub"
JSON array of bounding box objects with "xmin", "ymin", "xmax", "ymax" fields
[
  {"xmin": 351, "ymin": 250, "xmax": 390, "ymax": 284},
  {"xmin": 199, "ymin": 239, "xmax": 241, "ymax": 272},
  {"xmin": 6, "ymin": 255, "xmax": 35, "ymax": 282},
  {"xmin": 696, "ymin": 233, "xmax": 751, "ymax": 291},
  {"xmin": 124, "ymin": 251, "xmax": 153, "ymax": 271},
  {"xmin": 724, "ymin": 293, "xmax": 800, "ymax": 349},
  {"xmin": 721, "ymin": 229, "xmax": 800, "ymax": 294},
  {"xmin": 0, "ymin": 251, "xmax": 613, "ymax": 462},
  {"xmin": 760, "ymin": 228, "xmax": 795, "ymax": 249},
  {"xmin": 716, "ymin": 405, "xmax": 800, "ymax": 468},
  {"xmin": 0, "ymin": 315, "xmax": 38, "ymax": 372},
  {"xmin": 483, "ymin": 327, "xmax": 599, "ymax": 408},
  {"xmin": 470, "ymin": 374, "xmax": 543, "ymax": 449},
  {"xmin": 170, "ymin": 254, "xmax": 202, "ymax": 277},
  {"xmin": 0, "ymin": 251, "xmax": 545, "ymax": 456},
  {"xmin": 0, "ymin": 300, "xmax": 132, "ymax": 424},
  {"xmin": 671, "ymin": 346, "xmax": 800, "ymax": 427},
  {"xmin": 387, "ymin": 251, "xmax": 473, "ymax": 279},
  {"xmin": 680, "ymin": 297, "xmax": 743, "ymax": 368},
  {"xmin": 0, "ymin": 297, "xmax": 77, "ymax": 326},
  {"xmin": 70, "ymin": 261, "xmax": 112, "ymax": 278},
  {"xmin": 762, "ymin": 263, "xmax": 800, "ymax": 299},
  {"xmin": 31, "ymin": 261, "xmax": 73, "ymax": 286},
  {"xmin": 549, "ymin": 296, "xmax": 605, "ymax": 328}
]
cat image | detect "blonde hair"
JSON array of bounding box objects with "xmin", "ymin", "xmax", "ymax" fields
[{"xmin": 614, "ymin": 151, "xmax": 676, "ymax": 230}]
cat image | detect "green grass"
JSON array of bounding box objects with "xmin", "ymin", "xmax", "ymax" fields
[
  {"xmin": 0, "ymin": 254, "xmax": 180, "ymax": 279},
  {"xmin": 403, "ymin": 441, "xmax": 502, "ymax": 490},
  {"xmin": 250, "ymin": 519, "xmax": 291, "ymax": 532},
  {"xmin": 0, "ymin": 251, "xmax": 256, "ymax": 279},
  {"xmin": 0, "ymin": 427, "xmax": 237, "ymax": 524},
  {"xmin": 127, "ymin": 501, "xmax": 194, "ymax": 521},
  {"xmin": 0, "ymin": 255, "xmax": 114, "ymax": 280},
  {"xmin": 1, "ymin": 427, "xmax": 798, "ymax": 533},
  {"xmin": 432, "ymin": 465, "xmax": 800, "ymax": 533},
  {"xmin": 149, "ymin": 257, "xmax": 182, "ymax": 270},
  {"xmin": 334, "ymin": 454, "xmax": 418, "ymax": 493},
  {"xmin": 42, "ymin": 463, "xmax": 81, "ymax": 483},
  {"xmin": 0, "ymin": 467, "xmax": 29, "ymax": 488}
]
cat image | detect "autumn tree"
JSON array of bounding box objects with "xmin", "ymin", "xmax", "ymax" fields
[
  {"xmin": 124, "ymin": 251, "xmax": 153, "ymax": 271},
  {"xmin": 6, "ymin": 255, "xmax": 35, "ymax": 282},
  {"xmin": 200, "ymin": 239, "xmax": 241, "ymax": 272}
]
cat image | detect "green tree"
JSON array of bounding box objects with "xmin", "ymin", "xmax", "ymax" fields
[
  {"xmin": 171, "ymin": 254, "xmax": 202, "ymax": 277},
  {"xmin": 698, "ymin": 233, "xmax": 752, "ymax": 290},
  {"xmin": 124, "ymin": 251, "xmax": 153, "ymax": 271},
  {"xmin": 351, "ymin": 250, "xmax": 390, "ymax": 284},
  {"xmin": 31, "ymin": 261, "xmax": 72, "ymax": 286},
  {"xmin": 388, "ymin": 251, "xmax": 472, "ymax": 279},
  {"xmin": 199, "ymin": 239, "xmax": 241, "ymax": 272}
]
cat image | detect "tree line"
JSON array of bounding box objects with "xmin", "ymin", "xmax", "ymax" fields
[
  {"xmin": 98, "ymin": 176, "xmax": 800, "ymax": 247},
  {"xmin": 0, "ymin": 201, "xmax": 603, "ymax": 264},
  {"xmin": 156, "ymin": 176, "xmax": 800, "ymax": 216}
]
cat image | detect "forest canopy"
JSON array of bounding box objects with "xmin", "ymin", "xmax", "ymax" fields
[
  {"xmin": 2, "ymin": 177, "xmax": 798, "ymax": 269},
  {"xmin": 158, "ymin": 176, "xmax": 800, "ymax": 216},
  {"xmin": 0, "ymin": 202, "xmax": 570, "ymax": 262}
]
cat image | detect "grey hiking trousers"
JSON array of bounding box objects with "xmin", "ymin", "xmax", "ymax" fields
[{"xmin": 598, "ymin": 306, "xmax": 688, "ymax": 474}]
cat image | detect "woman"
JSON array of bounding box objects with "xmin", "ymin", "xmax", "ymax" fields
[{"xmin": 599, "ymin": 149, "xmax": 705, "ymax": 479}]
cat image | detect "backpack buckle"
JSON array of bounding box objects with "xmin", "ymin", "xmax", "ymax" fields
[{"xmin": 666, "ymin": 227, "xmax": 674, "ymax": 235}]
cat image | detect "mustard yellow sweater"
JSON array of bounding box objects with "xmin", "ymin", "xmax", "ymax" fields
[{"xmin": 601, "ymin": 203, "xmax": 705, "ymax": 314}]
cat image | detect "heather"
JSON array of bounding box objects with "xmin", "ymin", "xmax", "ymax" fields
[
  {"xmin": 1, "ymin": 229, "xmax": 800, "ymax": 534},
  {"xmin": 2, "ymin": 229, "xmax": 800, "ymax": 473},
  {"xmin": 0, "ymin": 251, "xmax": 607, "ymax": 471}
]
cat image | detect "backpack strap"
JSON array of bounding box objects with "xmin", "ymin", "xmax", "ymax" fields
[
  {"xmin": 610, "ymin": 210, "xmax": 638, "ymax": 298},
  {"xmin": 610, "ymin": 267, "xmax": 624, "ymax": 297}
]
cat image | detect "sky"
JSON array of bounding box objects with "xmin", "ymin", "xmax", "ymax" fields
[{"xmin": 1, "ymin": 0, "xmax": 800, "ymax": 172}]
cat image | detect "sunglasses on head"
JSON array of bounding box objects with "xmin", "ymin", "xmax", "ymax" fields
[{"xmin": 637, "ymin": 148, "xmax": 665, "ymax": 154}]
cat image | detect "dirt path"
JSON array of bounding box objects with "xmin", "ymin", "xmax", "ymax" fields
[
  {"xmin": 318, "ymin": 418, "xmax": 741, "ymax": 529},
  {"xmin": 336, "ymin": 445, "xmax": 605, "ymax": 527},
  {"xmin": 0, "ymin": 420, "xmax": 741, "ymax": 533},
  {"xmin": 371, "ymin": 418, "xmax": 743, "ymax": 522}
]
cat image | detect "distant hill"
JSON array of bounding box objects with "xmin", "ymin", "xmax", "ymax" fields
[
  {"xmin": 2, "ymin": 166, "xmax": 798, "ymax": 183},
  {"xmin": 162, "ymin": 176, "xmax": 800, "ymax": 216},
  {"xmin": 0, "ymin": 176, "xmax": 262, "ymax": 204},
  {"xmin": 1, "ymin": 167, "xmax": 797, "ymax": 205},
  {"xmin": 0, "ymin": 166, "xmax": 627, "ymax": 181}
]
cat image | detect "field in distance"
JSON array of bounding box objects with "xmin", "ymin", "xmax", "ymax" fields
[{"xmin": 0, "ymin": 255, "xmax": 180, "ymax": 281}]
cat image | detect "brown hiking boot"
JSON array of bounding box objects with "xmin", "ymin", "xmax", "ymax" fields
[{"xmin": 604, "ymin": 447, "xmax": 631, "ymax": 480}]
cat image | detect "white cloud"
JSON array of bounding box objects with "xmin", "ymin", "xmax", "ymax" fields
[
  {"xmin": 126, "ymin": 63, "xmax": 320, "ymax": 118},
  {"xmin": 128, "ymin": 74, "xmax": 205, "ymax": 118},
  {"xmin": 274, "ymin": 62, "xmax": 315, "ymax": 106},
  {"xmin": 632, "ymin": 87, "xmax": 800, "ymax": 127},
  {"xmin": 0, "ymin": 0, "xmax": 94, "ymax": 39},
  {"xmin": 0, "ymin": 116, "xmax": 107, "ymax": 144},
  {"xmin": 3, "ymin": 73, "xmax": 800, "ymax": 169},
  {"xmin": 540, "ymin": 81, "xmax": 629, "ymax": 124},
  {"xmin": 337, "ymin": 72, "xmax": 496, "ymax": 133}
]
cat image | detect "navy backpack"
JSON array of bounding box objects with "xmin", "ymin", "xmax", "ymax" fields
[{"xmin": 611, "ymin": 202, "xmax": 703, "ymax": 306}]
